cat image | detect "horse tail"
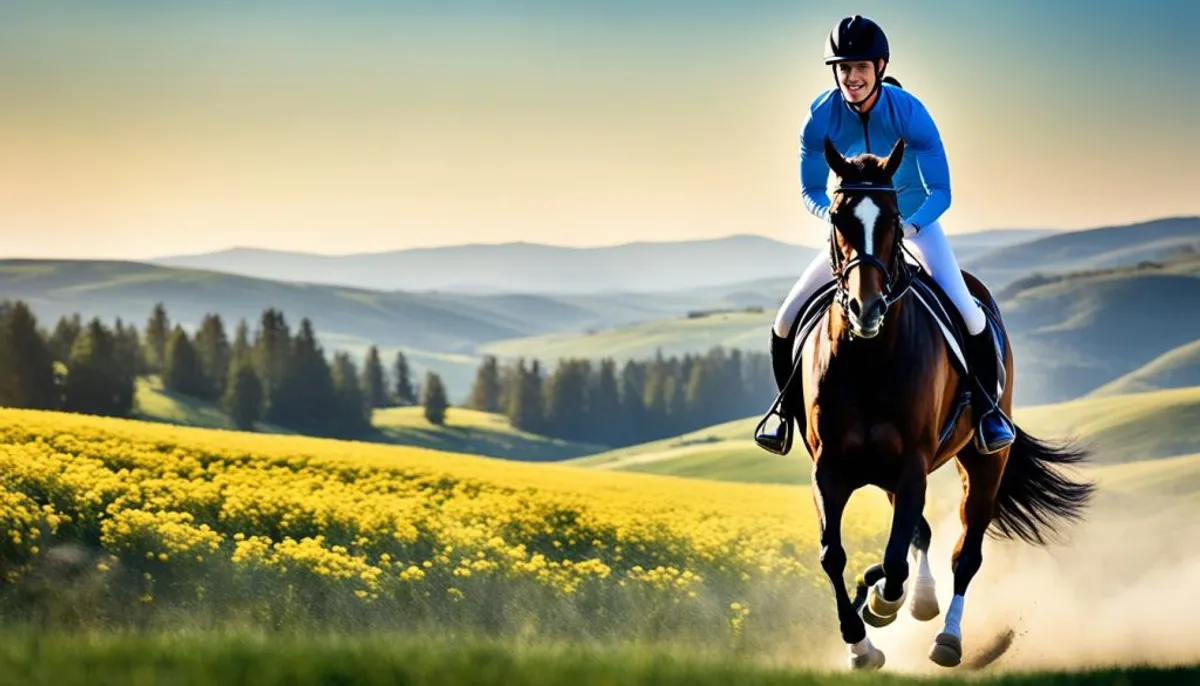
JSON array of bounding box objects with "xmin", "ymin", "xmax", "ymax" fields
[{"xmin": 990, "ymin": 427, "xmax": 1094, "ymax": 546}]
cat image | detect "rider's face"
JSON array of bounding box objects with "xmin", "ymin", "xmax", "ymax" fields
[{"xmin": 836, "ymin": 60, "xmax": 878, "ymax": 103}]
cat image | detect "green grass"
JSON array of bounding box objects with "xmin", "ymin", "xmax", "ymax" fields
[
  {"xmin": 480, "ymin": 310, "xmax": 771, "ymax": 363},
  {"xmin": 133, "ymin": 376, "xmax": 292, "ymax": 433},
  {"xmin": 1089, "ymin": 340, "xmax": 1200, "ymax": 397},
  {"xmin": 570, "ymin": 416, "xmax": 809, "ymax": 484},
  {"xmin": 371, "ymin": 405, "xmax": 606, "ymax": 461},
  {"xmin": 0, "ymin": 630, "xmax": 1192, "ymax": 686},
  {"xmin": 134, "ymin": 376, "xmax": 604, "ymax": 461},
  {"xmin": 572, "ymin": 386, "xmax": 1200, "ymax": 484},
  {"xmin": 1091, "ymin": 451, "xmax": 1200, "ymax": 500},
  {"xmin": 1015, "ymin": 386, "xmax": 1200, "ymax": 464}
]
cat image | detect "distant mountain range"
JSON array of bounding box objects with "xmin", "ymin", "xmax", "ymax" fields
[
  {"xmin": 4, "ymin": 217, "xmax": 1197, "ymax": 404},
  {"xmin": 149, "ymin": 229, "xmax": 1055, "ymax": 295}
]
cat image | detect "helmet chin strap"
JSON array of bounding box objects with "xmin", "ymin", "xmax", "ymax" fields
[{"xmin": 833, "ymin": 60, "xmax": 886, "ymax": 113}]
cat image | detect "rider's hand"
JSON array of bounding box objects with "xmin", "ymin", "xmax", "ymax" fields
[{"xmin": 900, "ymin": 219, "xmax": 920, "ymax": 238}]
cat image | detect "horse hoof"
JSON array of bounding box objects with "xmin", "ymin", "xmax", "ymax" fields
[
  {"xmin": 866, "ymin": 581, "xmax": 904, "ymax": 625},
  {"xmin": 929, "ymin": 632, "xmax": 962, "ymax": 668},
  {"xmin": 850, "ymin": 644, "xmax": 886, "ymax": 671},
  {"xmin": 909, "ymin": 580, "xmax": 940, "ymax": 622},
  {"xmin": 862, "ymin": 604, "xmax": 898, "ymax": 628}
]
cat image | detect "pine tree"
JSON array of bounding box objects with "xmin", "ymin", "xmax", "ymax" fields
[
  {"xmin": 392, "ymin": 350, "xmax": 416, "ymax": 406},
  {"xmin": 422, "ymin": 371, "xmax": 449, "ymax": 426},
  {"xmin": 543, "ymin": 359, "xmax": 590, "ymax": 441},
  {"xmin": 253, "ymin": 308, "xmax": 292, "ymax": 423},
  {"xmin": 63, "ymin": 318, "xmax": 134, "ymax": 417},
  {"xmin": 506, "ymin": 358, "xmax": 544, "ymax": 433},
  {"xmin": 222, "ymin": 360, "xmax": 263, "ymax": 431},
  {"xmin": 587, "ymin": 358, "xmax": 621, "ymax": 445},
  {"xmin": 643, "ymin": 352, "xmax": 669, "ymax": 432},
  {"xmin": 144, "ymin": 303, "xmax": 170, "ymax": 373},
  {"xmin": 467, "ymin": 355, "xmax": 503, "ymax": 412},
  {"xmin": 332, "ymin": 351, "xmax": 370, "ymax": 435},
  {"xmin": 619, "ymin": 360, "xmax": 647, "ymax": 444},
  {"xmin": 231, "ymin": 318, "xmax": 251, "ymax": 362},
  {"xmin": 685, "ymin": 355, "xmax": 719, "ymax": 428},
  {"xmin": 48, "ymin": 314, "xmax": 82, "ymax": 364},
  {"xmin": 277, "ymin": 318, "xmax": 336, "ymax": 433},
  {"xmin": 113, "ymin": 319, "xmax": 145, "ymax": 377},
  {"xmin": 360, "ymin": 345, "xmax": 388, "ymax": 409},
  {"xmin": 163, "ymin": 325, "xmax": 208, "ymax": 397},
  {"xmin": 193, "ymin": 314, "xmax": 231, "ymax": 399},
  {"xmin": 0, "ymin": 300, "xmax": 59, "ymax": 410}
]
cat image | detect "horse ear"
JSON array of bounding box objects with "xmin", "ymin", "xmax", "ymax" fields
[
  {"xmin": 882, "ymin": 138, "xmax": 905, "ymax": 178},
  {"xmin": 824, "ymin": 137, "xmax": 853, "ymax": 178}
]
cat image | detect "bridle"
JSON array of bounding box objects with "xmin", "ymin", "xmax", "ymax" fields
[{"xmin": 828, "ymin": 181, "xmax": 915, "ymax": 320}]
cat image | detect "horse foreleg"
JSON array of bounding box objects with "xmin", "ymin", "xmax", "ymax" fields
[
  {"xmin": 866, "ymin": 460, "xmax": 927, "ymax": 625},
  {"xmin": 930, "ymin": 446, "xmax": 1004, "ymax": 668},
  {"xmin": 814, "ymin": 468, "xmax": 883, "ymax": 670}
]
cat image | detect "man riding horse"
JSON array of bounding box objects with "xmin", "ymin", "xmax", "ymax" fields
[
  {"xmin": 753, "ymin": 16, "xmax": 1094, "ymax": 671},
  {"xmin": 758, "ymin": 14, "xmax": 1015, "ymax": 456}
]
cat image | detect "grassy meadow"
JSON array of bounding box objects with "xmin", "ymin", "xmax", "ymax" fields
[
  {"xmin": 571, "ymin": 386, "xmax": 1200, "ymax": 484},
  {"xmin": 0, "ymin": 408, "xmax": 891, "ymax": 654}
]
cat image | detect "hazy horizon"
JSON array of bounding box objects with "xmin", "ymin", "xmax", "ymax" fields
[{"xmin": 3, "ymin": 1, "xmax": 1197, "ymax": 260}]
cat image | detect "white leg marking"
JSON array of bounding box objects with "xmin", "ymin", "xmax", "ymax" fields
[
  {"xmin": 915, "ymin": 548, "xmax": 934, "ymax": 583},
  {"xmin": 943, "ymin": 594, "xmax": 966, "ymax": 638},
  {"xmin": 850, "ymin": 636, "xmax": 873, "ymax": 656},
  {"xmin": 852, "ymin": 196, "xmax": 881, "ymax": 257}
]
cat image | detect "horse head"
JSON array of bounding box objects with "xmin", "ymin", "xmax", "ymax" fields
[{"xmin": 823, "ymin": 136, "xmax": 908, "ymax": 339}]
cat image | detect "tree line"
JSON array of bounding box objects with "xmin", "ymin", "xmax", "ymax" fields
[
  {"xmin": 0, "ymin": 300, "xmax": 443, "ymax": 437},
  {"xmin": 3, "ymin": 298, "xmax": 776, "ymax": 448},
  {"xmin": 464, "ymin": 348, "xmax": 775, "ymax": 448}
]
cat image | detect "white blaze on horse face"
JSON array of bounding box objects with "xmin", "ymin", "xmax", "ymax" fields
[{"xmin": 853, "ymin": 196, "xmax": 882, "ymax": 257}]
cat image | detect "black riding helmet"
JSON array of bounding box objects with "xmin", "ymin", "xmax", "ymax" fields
[{"xmin": 824, "ymin": 15, "xmax": 890, "ymax": 112}]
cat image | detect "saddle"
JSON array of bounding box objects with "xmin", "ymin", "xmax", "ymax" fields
[{"xmin": 760, "ymin": 260, "xmax": 1008, "ymax": 456}]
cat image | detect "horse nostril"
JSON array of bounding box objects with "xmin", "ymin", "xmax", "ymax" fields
[
  {"xmin": 870, "ymin": 299, "xmax": 888, "ymax": 321},
  {"xmin": 849, "ymin": 299, "xmax": 862, "ymax": 316}
]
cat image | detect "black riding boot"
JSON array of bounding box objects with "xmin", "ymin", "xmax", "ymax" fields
[
  {"xmin": 754, "ymin": 332, "xmax": 796, "ymax": 455},
  {"xmin": 965, "ymin": 318, "xmax": 1016, "ymax": 454}
]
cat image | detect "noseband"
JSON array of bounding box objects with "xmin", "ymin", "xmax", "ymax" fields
[{"xmin": 828, "ymin": 182, "xmax": 914, "ymax": 314}]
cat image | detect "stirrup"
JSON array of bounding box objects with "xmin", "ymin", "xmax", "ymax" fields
[
  {"xmin": 974, "ymin": 407, "xmax": 1015, "ymax": 454},
  {"xmin": 754, "ymin": 403, "xmax": 793, "ymax": 455}
]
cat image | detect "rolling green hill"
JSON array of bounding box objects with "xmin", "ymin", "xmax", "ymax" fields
[
  {"xmin": 1088, "ymin": 339, "xmax": 1200, "ymax": 397},
  {"xmin": 132, "ymin": 375, "xmax": 602, "ymax": 461},
  {"xmin": 133, "ymin": 376, "xmax": 291, "ymax": 434},
  {"xmin": 480, "ymin": 309, "xmax": 771, "ymax": 363},
  {"xmin": 1002, "ymin": 254, "xmax": 1200, "ymax": 403},
  {"xmin": 370, "ymin": 406, "xmax": 605, "ymax": 461},
  {"xmin": 488, "ymin": 255, "xmax": 1200, "ymax": 406},
  {"xmin": 0, "ymin": 260, "xmax": 769, "ymax": 401},
  {"xmin": 571, "ymin": 386, "xmax": 1200, "ymax": 484},
  {"xmin": 964, "ymin": 215, "xmax": 1200, "ymax": 289}
]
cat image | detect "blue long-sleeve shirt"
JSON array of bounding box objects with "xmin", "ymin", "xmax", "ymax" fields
[{"xmin": 799, "ymin": 84, "xmax": 951, "ymax": 230}]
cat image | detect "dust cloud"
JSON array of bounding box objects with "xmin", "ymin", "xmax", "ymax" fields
[{"xmin": 811, "ymin": 467, "xmax": 1200, "ymax": 675}]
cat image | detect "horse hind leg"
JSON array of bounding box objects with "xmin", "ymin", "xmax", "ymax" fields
[
  {"xmin": 930, "ymin": 444, "xmax": 1004, "ymax": 668},
  {"xmin": 909, "ymin": 515, "xmax": 941, "ymax": 621}
]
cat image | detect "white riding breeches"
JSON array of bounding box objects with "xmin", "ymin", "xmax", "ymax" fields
[{"xmin": 772, "ymin": 220, "xmax": 987, "ymax": 338}]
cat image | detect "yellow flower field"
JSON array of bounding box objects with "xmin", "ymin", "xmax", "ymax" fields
[{"xmin": 0, "ymin": 408, "xmax": 890, "ymax": 645}]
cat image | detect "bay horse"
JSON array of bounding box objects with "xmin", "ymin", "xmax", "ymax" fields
[{"xmin": 779, "ymin": 138, "xmax": 1094, "ymax": 670}]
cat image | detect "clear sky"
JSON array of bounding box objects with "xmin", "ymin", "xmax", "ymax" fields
[{"xmin": 1, "ymin": 1, "xmax": 1197, "ymax": 259}]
